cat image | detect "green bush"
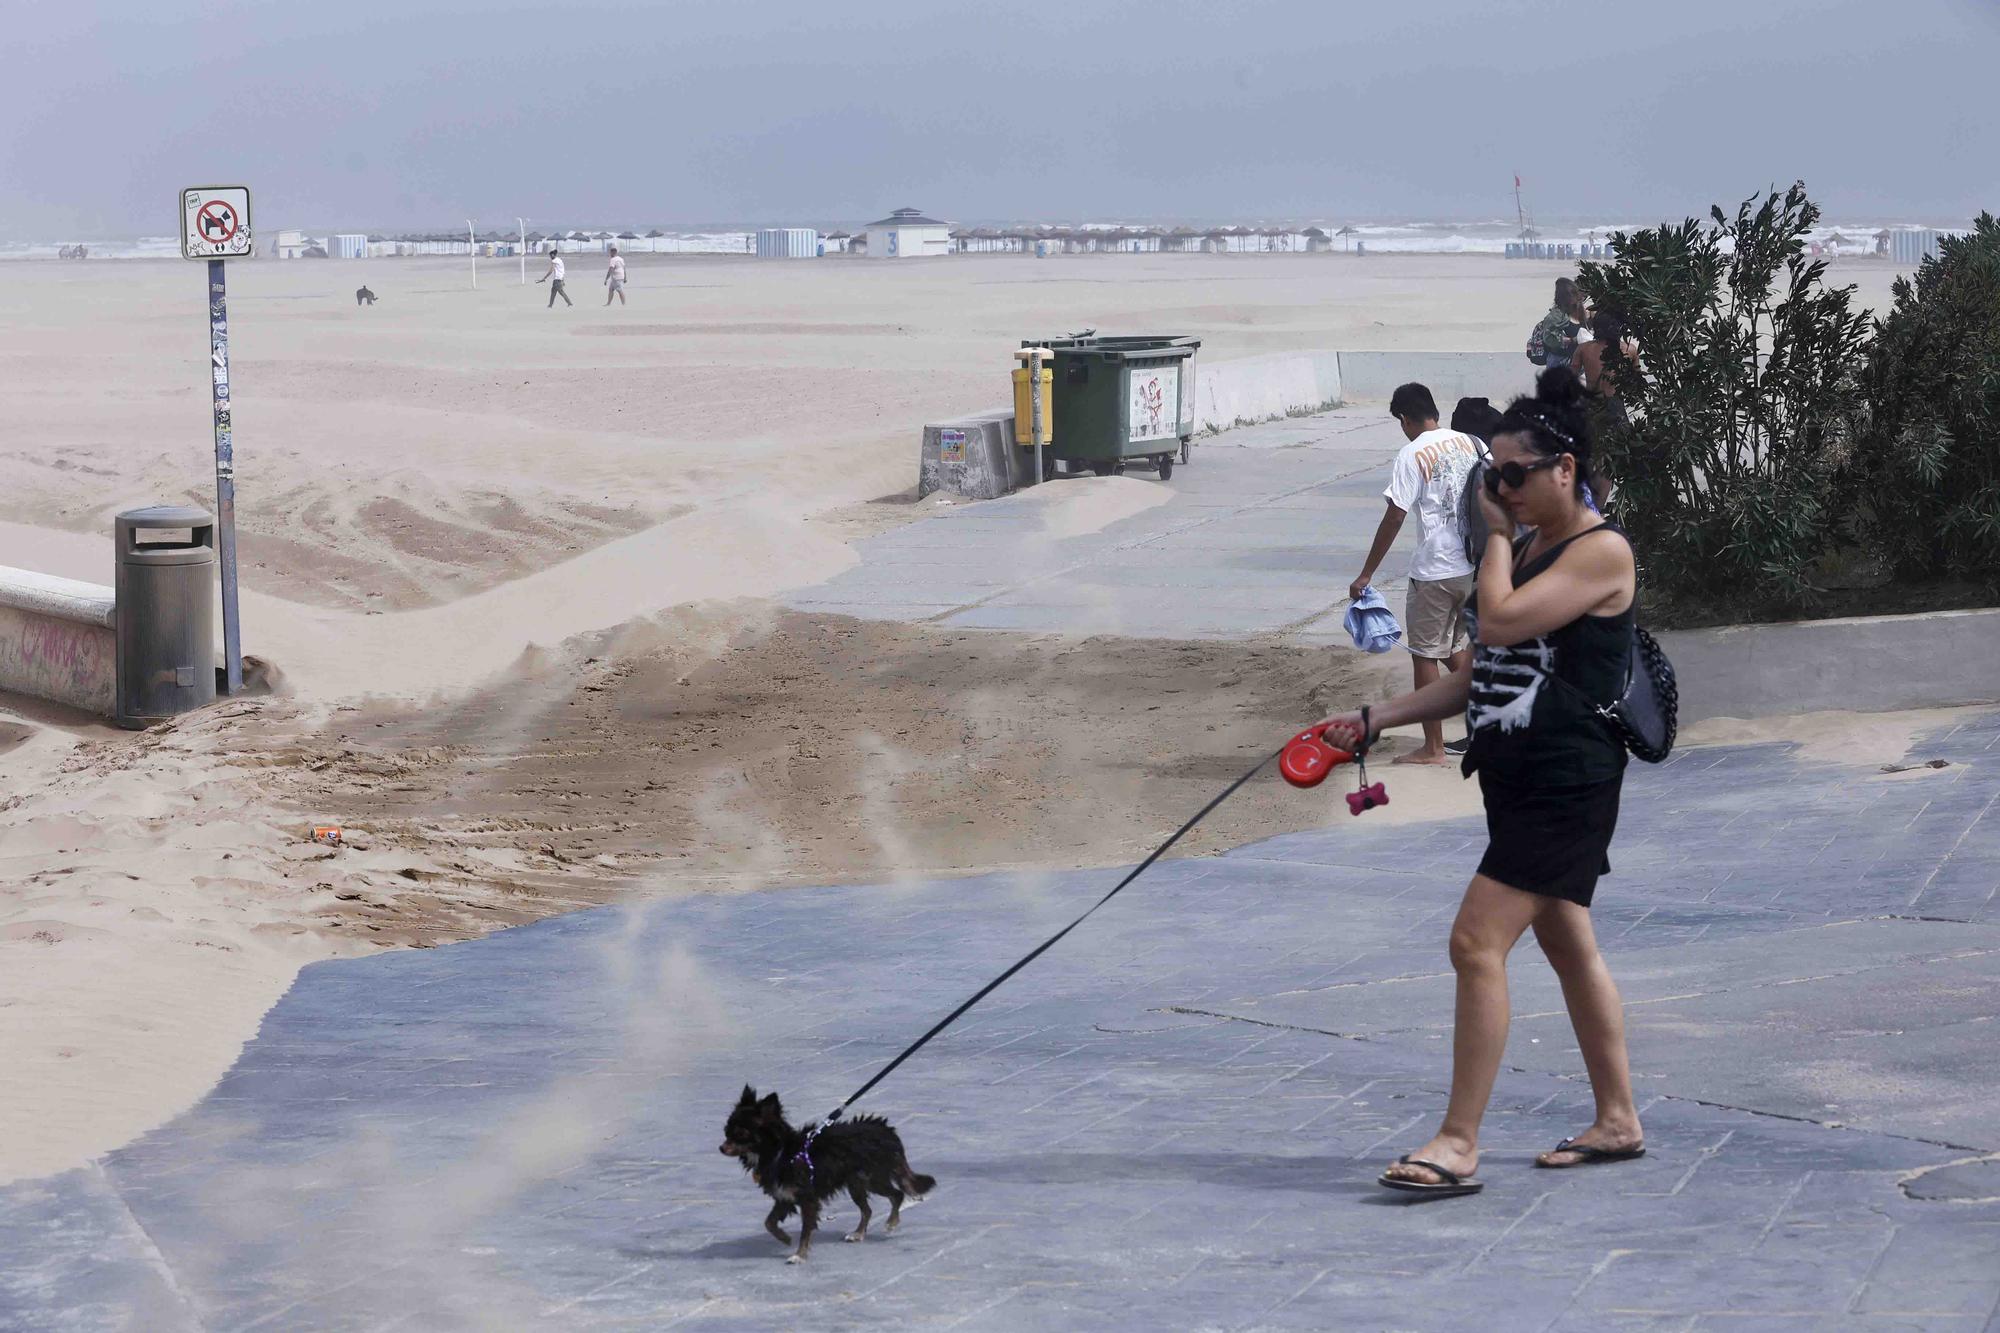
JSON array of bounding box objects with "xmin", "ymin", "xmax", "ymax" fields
[
  {"xmin": 1577, "ymin": 184, "xmax": 1872, "ymax": 608},
  {"xmin": 1850, "ymin": 213, "xmax": 2000, "ymax": 591}
]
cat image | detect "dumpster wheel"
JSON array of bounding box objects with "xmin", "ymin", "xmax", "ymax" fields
[
  {"xmin": 1091, "ymin": 461, "xmax": 1119, "ymax": 478},
  {"xmin": 1156, "ymin": 455, "xmax": 1175, "ymax": 481},
  {"xmin": 1181, "ymin": 438, "xmax": 1191, "ymax": 465}
]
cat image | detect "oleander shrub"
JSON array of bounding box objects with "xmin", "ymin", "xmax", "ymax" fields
[
  {"xmin": 1848, "ymin": 213, "xmax": 2000, "ymax": 592},
  {"xmin": 1576, "ymin": 184, "xmax": 1871, "ymax": 608}
]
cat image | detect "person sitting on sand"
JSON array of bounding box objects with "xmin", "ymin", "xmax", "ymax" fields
[
  {"xmin": 355, "ymin": 285, "xmax": 376, "ymax": 307},
  {"xmin": 1348, "ymin": 382, "xmax": 1482, "ymax": 765}
]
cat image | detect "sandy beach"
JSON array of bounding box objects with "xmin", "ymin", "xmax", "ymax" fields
[{"xmin": 0, "ymin": 250, "xmax": 1916, "ymax": 1184}]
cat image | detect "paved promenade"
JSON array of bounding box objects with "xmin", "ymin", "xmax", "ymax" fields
[
  {"xmin": 788, "ymin": 408, "xmax": 1410, "ymax": 645},
  {"xmin": 4, "ymin": 708, "xmax": 1997, "ymax": 1331},
  {"xmin": 4, "ymin": 409, "xmax": 1997, "ymax": 1330}
]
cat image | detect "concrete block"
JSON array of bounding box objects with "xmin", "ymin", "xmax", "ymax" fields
[
  {"xmin": 917, "ymin": 408, "xmax": 1038, "ymax": 501},
  {"xmin": 0, "ymin": 565, "xmax": 116, "ymax": 714}
]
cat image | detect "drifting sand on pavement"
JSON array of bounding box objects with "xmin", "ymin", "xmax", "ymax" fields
[{"xmin": 0, "ymin": 252, "xmax": 1919, "ymax": 1183}]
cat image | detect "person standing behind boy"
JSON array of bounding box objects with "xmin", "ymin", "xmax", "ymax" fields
[
  {"xmin": 1527, "ymin": 277, "xmax": 1585, "ymax": 371},
  {"xmin": 604, "ymin": 245, "xmax": 627, "ymax": 306},
  {"xmin": 1348, "ymin": 382, "xmax": 1482, "ymax": 764},
  {"xmin": 538, "ymin": 247, "xmax": 572, "ymax": 308}
]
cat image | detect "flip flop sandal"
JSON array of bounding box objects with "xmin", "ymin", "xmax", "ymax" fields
[
  {"xmin": 1534, "ymin": 1138, "xmax": 1646, "ymax": 1169},
  {"xmin": 1377, "ymin": 1155, "xmax": 1483, "ymax": 1197}
]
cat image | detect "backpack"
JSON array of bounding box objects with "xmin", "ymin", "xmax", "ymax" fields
[
  {"xmin": 1526, "ymin": 309, "xmax": 1577, "ymax": 367},
  {"xmin": 1458, "ymin": 451, "xmax": 1496, "ymax": 568}
]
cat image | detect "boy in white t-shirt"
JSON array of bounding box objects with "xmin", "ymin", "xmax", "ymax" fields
[{"xmin": 1347, "ymin": 382, "xmax": 1480, "ymax": 764}]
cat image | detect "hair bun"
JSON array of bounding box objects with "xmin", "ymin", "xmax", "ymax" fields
[{"xmin": 1534, "ymin": 365, "xmax": 1585, "ymax": 410}]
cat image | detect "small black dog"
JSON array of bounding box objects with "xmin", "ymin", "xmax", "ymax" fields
[{"xmin": 719, "ymin": 1085, "xmax": 935, "ymax": 1263}]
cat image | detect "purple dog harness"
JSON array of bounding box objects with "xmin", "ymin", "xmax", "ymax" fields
[{"xmin": 785, "ymin": 1126, "xmax": 821, "ymax": 1185}]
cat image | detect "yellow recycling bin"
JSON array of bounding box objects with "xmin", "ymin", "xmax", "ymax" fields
[{"xmin": 1012, "ymin": 365, "xmax": 1054, "ymax": 446}]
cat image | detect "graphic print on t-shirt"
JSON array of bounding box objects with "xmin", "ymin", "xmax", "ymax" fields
[{"xmin": 1386, "ymin": 429, "xmax": 1481, "ymax": 582}]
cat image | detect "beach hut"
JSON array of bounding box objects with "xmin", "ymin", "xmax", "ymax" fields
[
  {"xmin": 1303, "ymin": 227, "xmax": 1332, "ymax": 253},
  {"xmin": 863, "ymin": 207, "xmax": 952, "ymax": 259},
  {"xmin": 755, "ymin": 228, "xmax": 819, "ymax": 258}
]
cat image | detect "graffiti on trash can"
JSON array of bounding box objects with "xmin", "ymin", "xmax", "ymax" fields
[{"xmin": 1128, "ymin": 365, "xmax": 1180, "ymax": 442}]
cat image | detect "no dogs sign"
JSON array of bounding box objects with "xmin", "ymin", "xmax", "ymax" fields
[{"xmin": 181, "ymin": 186, "xmax": 253, "ymax": 259}]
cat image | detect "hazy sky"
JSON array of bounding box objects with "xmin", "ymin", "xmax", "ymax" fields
[{"xmin": 5, "ymin": 0, "xmax": 1995, "ymax": 238}]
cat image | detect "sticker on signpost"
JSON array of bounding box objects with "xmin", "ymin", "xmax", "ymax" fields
[{"xmin": 181, "ymin": 186, "xmax": 254, "ymax": 259}]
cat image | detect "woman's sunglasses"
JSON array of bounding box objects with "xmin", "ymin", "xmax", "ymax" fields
[{"xmin": 1483, "ymin": 454, "xmax": 1564, "ymax": 496}]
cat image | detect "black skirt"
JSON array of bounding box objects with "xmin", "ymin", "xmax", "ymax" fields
[{"xmin": 1476, "ymin": 769, "xmax": 1624, "ymax": 907}]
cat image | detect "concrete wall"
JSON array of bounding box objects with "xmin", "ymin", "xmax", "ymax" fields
[
  {"xmin": 1192, "ymin": 352, "xmax": 1344, "ymax": 433},
  {"xmin": 0, "ymin": 566, "xmax": 116, "ymax": 715},
  {"xmin": 1659, "ymin": 608, "xmax": 2000, "ymax": 725},
  {"xmin": 1335, "ymin": 350, "xmax": 1531, "ymax": 407},
  {"xmin": 1191, "ymin": 348, "xmax": 1534, "ymax": 432}
]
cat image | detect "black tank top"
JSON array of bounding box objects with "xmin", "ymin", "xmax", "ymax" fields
[{"xmin": 1463, "ymin": 524, "xmax": 1634, "ymax": 786}]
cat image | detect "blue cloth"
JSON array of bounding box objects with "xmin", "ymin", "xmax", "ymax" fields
[{"xmin": 1344, "ymin": 585, "xmax": 1403, "ymax": 654}]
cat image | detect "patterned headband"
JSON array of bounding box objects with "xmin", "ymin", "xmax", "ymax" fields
[{"xmin": 1518, "ymin": 409, "xmax": 1578, "ymax": 451}]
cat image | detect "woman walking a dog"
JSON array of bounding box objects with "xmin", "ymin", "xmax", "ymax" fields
[{"xmin": 1320, "ymin": 367, "xmax": 1645, "ymax": 1197}]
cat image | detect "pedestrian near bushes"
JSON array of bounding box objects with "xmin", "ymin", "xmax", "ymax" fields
[
  {"xmin": 604, "ymin": 246, "xmax": 627, "ymax": 306},
  {"xmin": 538, "ymin": 247, "xmax": 572, "ymax": 308},
  {"xmin": 1348, "ymin": 382, "xmax": 1482, "ymax": 765},
  {"xmin": 1527, "ymin": 277, "xmax": 1586, "ymax": 372},
  {"xmin": 1451, "ymin": 396, "xmax": 1504, "ymax": 447},
  {"xmin": 1573, "ymin": 308, "xmax": 1636, "ymax": 405},
  {"xmin": 1322, "ymin": 366, "xmax": 1645, "ymax": 1198}
]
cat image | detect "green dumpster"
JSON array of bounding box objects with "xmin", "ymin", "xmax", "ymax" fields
[{"xmin": 1023, "ymin": 335, "xmax": 1200, "ymax": 480}]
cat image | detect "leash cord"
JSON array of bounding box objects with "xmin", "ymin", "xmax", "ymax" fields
[{"xmin": 825, "ymin": 747, "xmax": 1281, "ymax": 1123}]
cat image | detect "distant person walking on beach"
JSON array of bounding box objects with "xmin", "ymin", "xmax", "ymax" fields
[
  {"xmin": 604, "ymin": 246, "xmax": 627, "ymax": 306},
  {"xmin": 538, "ymin": 247, "xmax": 572, "ymax": 308},
  {"xmin": 1527, "ymin": 278, "xmax": 1586, "ymax": 372},
  {"xmin": 1348, "ymin": 382, "xmax": 1482, "ymax": 764},
  {"xmin": 355, "ymin": 285, "xmax": 376, "ymax": 306}
]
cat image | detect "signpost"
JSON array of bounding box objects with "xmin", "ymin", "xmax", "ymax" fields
[{"xmin": 179, "ymin": 186, "xmax": 251, "ymax": 694}]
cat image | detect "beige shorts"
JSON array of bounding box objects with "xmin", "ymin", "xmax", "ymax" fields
[{"xmin": 1405, "ymin": 574, "xmax": 1474, "ymax": 660}]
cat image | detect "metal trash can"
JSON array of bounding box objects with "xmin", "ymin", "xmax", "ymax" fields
[
  {"xmin": 115, "ymin": 505, "xmax": 218, "ymax": 729},
  {"xmin": 1025, "ymin": 335, "xmax": 1200, "ymax": 479}
]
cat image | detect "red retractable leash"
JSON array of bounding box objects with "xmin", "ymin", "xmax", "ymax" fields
[{"xmin": 1279, "ymin": 703, "xmax": 1389, "ymax": 815}]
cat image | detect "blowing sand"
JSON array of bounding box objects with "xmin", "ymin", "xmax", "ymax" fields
[{"xmin": 0, "ymin": 251, "xmax": 1918, "ymax": 1184}]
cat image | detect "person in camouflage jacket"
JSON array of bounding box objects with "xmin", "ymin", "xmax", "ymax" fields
[{"xmin": 1526, "ymin": 277, "xmax": 1585, "ymax": 368}]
